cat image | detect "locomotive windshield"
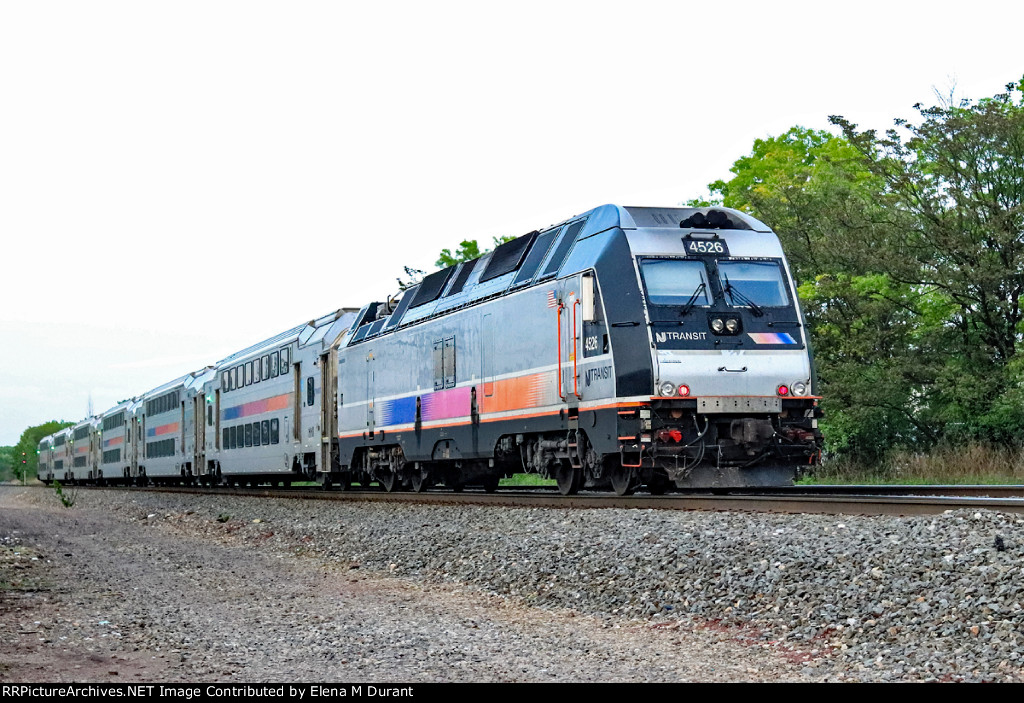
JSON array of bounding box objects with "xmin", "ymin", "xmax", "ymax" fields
[
  {"xmin": 640, "ymin": 259, "xmax": 711, "ymax": 306},
  {"xmin": 716, "ymin": 260, "xmax": 789, "ymax": 307}
]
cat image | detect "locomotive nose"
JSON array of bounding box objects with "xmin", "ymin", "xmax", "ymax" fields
[{"xmin": 656, "ymin": 349, "xmax": 810, "ymax": 398}]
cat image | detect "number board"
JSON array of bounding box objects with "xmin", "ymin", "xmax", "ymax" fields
[{"xmin": 683, "ymin": 238, "xmax": 729, "ymax": 256}]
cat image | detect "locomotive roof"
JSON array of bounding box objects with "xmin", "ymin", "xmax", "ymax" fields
[
  {"xmin": 619, "ymin": 205, "xmax": 772, "ymax": 232},
  {"xmin": 343, "ymin": 204, "xmax": 776, "ymax": 345}
]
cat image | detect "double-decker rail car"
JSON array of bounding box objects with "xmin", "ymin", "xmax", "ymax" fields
[
  {"xmin": 50, "ymin": 428, "xmax": 71, "ymax": 483},
  {"xmin": 137, "ymin": 375, "xmax": 191, "ymax": 484},
  {"xmin": 98, "ymin": 399, "xmax": 134, "ymax": 484},
  {"xmin": 68, "ymin": 418, "xmax": 99, "ymax": 483},
  {"xmin": 196, "ymin": 309, "xmax": 356, "ymax": 486},
  {"xmin": 329, "ymin": 205, "xmax": 822, "ymax": 494},
  {"xmin": 36, "ymin": 437, "xmax": 52, "ymax": 484}
]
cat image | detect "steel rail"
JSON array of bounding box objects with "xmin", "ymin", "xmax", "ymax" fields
[{"xmin": 14, "ymin": 483, "xmax": 1024, "ymax": 517}]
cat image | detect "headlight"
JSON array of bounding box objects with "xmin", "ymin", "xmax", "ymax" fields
[
  {"xmin": 792, "ymin": 381, "xmax": 808, "ymax": 396},
  {"xmin": 658, "ymin": 382, "xmax": 677, "ymax": 396},
  {"xmin": 725, "ymin": 318, "xmax": 740, "ymax": 333},
  {"xmin": 711, "ymin": 318, "xmax": 725, "ymax": 333}
]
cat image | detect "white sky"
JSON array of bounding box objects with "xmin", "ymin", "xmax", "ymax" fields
[{"xmin": 1, "ymin": 0, "xmax": 1021, "ymax": 444}]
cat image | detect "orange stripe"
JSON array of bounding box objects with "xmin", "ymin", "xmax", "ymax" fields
[{"xmin": 338, "ymin": 400, "xmax": 656, "ymax": 439}]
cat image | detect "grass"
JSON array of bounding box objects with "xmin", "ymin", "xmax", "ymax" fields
[
  {"xmin": 801, "ymin": 443, "xmax": 1024, "ymax": 485},
  {"xmin": 499, "ymin": 473, "xmax": 556, "ymax": 487}
]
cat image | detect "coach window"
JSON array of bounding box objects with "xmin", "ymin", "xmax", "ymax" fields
[
  {"xmin": 262, "ymin": 355, "xmax": 270, "ymax": 381},
  {"xmin": 237, "ymin": 366, "xmax": 244, "ymax": 387},
  {"xmin": 306, "ymin": 377, "xmax": 315, "ymax": 406},
  {"xmin": 229, "ymin": 426, "xmax": 236, "ymax": 450},
  {"xmin": 261, "ymin": 420, "xmax": 270, "ymax": 445},
  {"xmin": 222, "ymin": 428, "xmax": 229, "ymax": 448},
  {"xmin": 280, "ymin": 348, "xmax": 290, "ymax": 374},
  {"xmin": 253, "ymin": 361, "xmax": 261, "ymax": 384},
  {"xmin": 230, "ymin": 367, "xmax": 237, "ymax": 391},
  {"xmin": 244, "ymin": 424, "xmax": 253, "ymax": 447},
  {"xmin": 246, "ymin": 362, "xmax": 253, "ymax": 386},
  {"xmin": 270, "ymin": 418, "xmax": 280, "ymax": 444},
  {"xmin": 222, "ymin": 371, "xmax": 230, "ymax": 392},
  {"xmin": 270, "ymin": 352, "xmax": 279, "ymax": 378},
  {"xmin": 252, "ymin": 422, "xmax": 261, "ymax": 446}
]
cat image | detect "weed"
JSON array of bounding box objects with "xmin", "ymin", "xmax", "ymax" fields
[{"xmin": 52, "ymin": 480, "xmax": 77, "ymax": 508}]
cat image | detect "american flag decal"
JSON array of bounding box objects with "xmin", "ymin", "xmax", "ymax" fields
[{"xmin": 546, "ymin": 290, "xmax": 558, "ymax": 308}]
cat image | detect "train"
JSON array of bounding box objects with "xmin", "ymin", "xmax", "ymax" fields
[{"xmin": 35, "ymin": 204, "xmax": 823, "ymax": 495}]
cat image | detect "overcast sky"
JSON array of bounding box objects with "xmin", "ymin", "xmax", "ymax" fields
[{"xmin": 1, "ymin": 1, "xmax": 1021, "ymax": 445}]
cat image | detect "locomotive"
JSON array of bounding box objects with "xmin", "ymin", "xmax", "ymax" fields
[{"xmin": 37, "ymin": 204, "xmax": 822, "ymax": 495}]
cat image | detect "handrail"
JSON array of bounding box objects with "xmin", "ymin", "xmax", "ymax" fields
[
  {"xmin": 557, "ymin": 302, "xmax": 565, "ymax": 400},
  {"xmin": 572, "ymin": 299, "xmax": 581, "ymax": 399}
]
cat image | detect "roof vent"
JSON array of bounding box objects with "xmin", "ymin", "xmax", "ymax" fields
[{"xmin": 679, "ymin": 209, "xmax": 750, "ymax": 230}]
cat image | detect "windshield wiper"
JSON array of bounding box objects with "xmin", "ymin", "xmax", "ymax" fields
[
  {"xmin": 679, "ymin": 282, "xmax": 707, "ymax": 317},
  {"xmin": 722, "ymin": 274, "xmax": 764, "ymax": 317}
]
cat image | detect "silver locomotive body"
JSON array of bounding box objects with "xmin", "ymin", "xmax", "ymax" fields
[{"xmin": 330, "ymin": 205, "xmax": 821, "ymax": 493}]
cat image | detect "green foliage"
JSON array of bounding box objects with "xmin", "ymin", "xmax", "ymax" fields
[
  {"xmin": 11, "ymin": 421, "xmax": 73, "ymax": 482},
  {"xmin": 399, "ymin": 235, "xmax": 518, "ymax": 291},
  {"xmin": 709, "ymin": 76, "xmax": 1024, "ymax": 465},
  {"xmin": 436, "ymin": 235, "xmax": 515, "ymax": 269},
  {"xmin": 683, "ymin": 195, "xmax": 722, "ymax": 208},
  {"xmin": 436, "ymin": 239, "xmax": 483, "ymax": 268},
  {"xmin": 52, "ymin": 480, "xmax": 76, "ymax": 508},
  {"xmin": 0, "ymin": 446, "xmax": 13, "ymax": 481}
]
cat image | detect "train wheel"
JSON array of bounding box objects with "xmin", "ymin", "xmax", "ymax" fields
[
  {"xmin": 609, "ymin": 466, "xmax": 636, "ymax": 497},
  {"xmin": 555, "ymin": 463, "xmax": 581, "ymax": 496},
  {"xmin": 482, "ymin": 475, "xmax": 499, "ymax": 494},
  {"xmin": 410, "ymin": 470, "xmax": 428, "ymax": 493},
  {"xmin": 378, "ymin": 471, "xmax": 397, "ymax": 492}
]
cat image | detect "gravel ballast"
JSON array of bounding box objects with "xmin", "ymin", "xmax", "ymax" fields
[{"xmin": 2, "ymin": 486, "xmax": 1023, "ymax": 682}]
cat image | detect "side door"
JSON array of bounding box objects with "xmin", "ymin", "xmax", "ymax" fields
[
  {"xmin": 559, "ymin": 279, "xmax": 584, "ymax": 403},
  {"xmin": 194, "ymin": 394, "xmax": 206, "ymax": 476},
  {"xmin": 366, "ymin": 351, "xmax": 375, "ymax": 437}
]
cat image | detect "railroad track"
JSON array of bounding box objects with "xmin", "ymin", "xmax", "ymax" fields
[{"xmin": 12, "ymin": 482, "xmax": 1024, "ymax": 517}]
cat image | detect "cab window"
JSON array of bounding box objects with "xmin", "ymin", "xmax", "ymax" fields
[
  {"xmin": 640, "ymin": 259, "xmax": 711, "ymax": 306},
  {"xmin": 717, "ymin": 260, "xmax": 789, "ymax": 307}
]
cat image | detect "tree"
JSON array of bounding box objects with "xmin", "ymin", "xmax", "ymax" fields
[
  {"xmin": 0, "ymin": 446, "xmax": 14, "ymax": 482},
  {"xmin": 705, "ymin": 77, "xmax": 1024, "ymax": 459},
  {"xmin": 830, "ymin": 79, "xmax": 1024, "ymax": 444},
  {"xmin": 399, "ymin": 235, "xmax": 518, "ymax": 291},
  {"xmin": 436, "ymin": 235, "xmax": 515, "ymax": 269},
  {"xmin": 11, "ymin": 421, "xmax": 73, "ymax": 482},
  {"xmin": 708, "ymin": 127, "xmax": 940, "ymax": 460}
]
